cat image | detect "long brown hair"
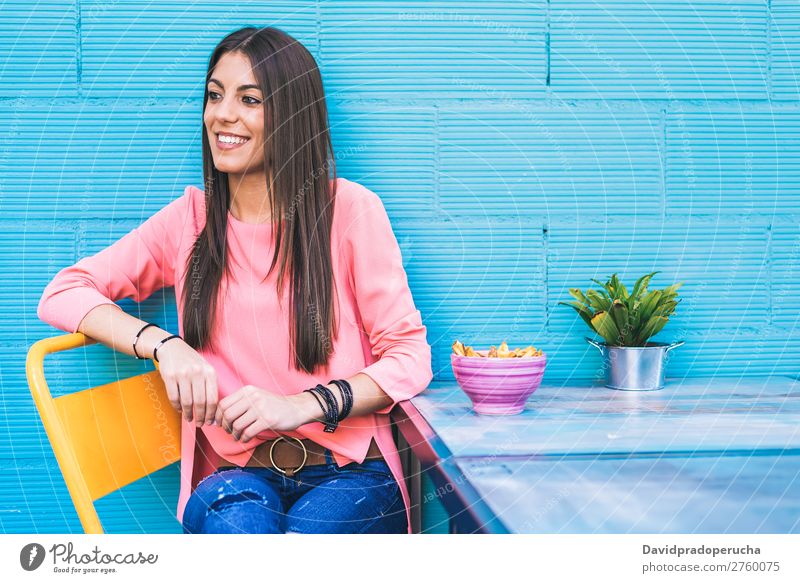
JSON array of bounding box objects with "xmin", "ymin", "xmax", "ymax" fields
[{"xmin": 181, "ymin": 26, "xmax": 339, "ymax": 374}]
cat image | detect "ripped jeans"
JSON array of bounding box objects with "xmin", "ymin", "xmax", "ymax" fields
[{"xmin": 182, "ymin": 448, "xmax": 407, "ymax": 534}]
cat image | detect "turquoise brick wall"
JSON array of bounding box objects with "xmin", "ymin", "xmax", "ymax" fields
[{"xmin": 1, "ymin": 1, "xmax": 798, "ymax": 533}]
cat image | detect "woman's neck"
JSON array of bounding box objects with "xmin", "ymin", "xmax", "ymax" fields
[{"xmin": 227, "ymin": 172, "xmax": 273, "ymax": 223}]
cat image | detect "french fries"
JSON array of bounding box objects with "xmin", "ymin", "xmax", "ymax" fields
[{"xmin": 452, "ymin": 339, "xmax": 543, "ymax": 358}]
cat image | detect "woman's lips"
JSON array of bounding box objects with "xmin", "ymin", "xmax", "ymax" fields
[{"xmin": 215, "ymin": 133, "xmax": 250, "ymax": 151}]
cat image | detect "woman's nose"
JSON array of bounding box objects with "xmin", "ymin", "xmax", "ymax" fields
[{"xmin": 215, "ymin": 96, "xmax": 238, "ymax": 123}]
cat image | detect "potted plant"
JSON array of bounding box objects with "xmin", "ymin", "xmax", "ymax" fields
[{"xmin": 559, "ymin": 271, "xmax": 685, "ymax": 390}]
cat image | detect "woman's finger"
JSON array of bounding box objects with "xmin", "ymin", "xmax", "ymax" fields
[
  {"xmin": 204, "ymin": 368, "xmax": 219, "ymax": 425},
  {"xmin": 231, "ymin": 410, "xmax": 257, "ymax": 441},
  {"xmin": 161, "ymin": 372, "xmax": 181, "ymax": 414},
  {"xmin": 221, "ymin": 398, "xmax": 251, "ymax": 433},
  {"xmin": 240, "ymin": 418, "xmax": 266, "ymax": 443},
  {"xmin": 217, "ymin": 387, "xmax": 243, "ymax": 412},
  {"xmin": 214, "ymin": 401, "xmax": 224, "ymax": 427},
  {"xmin": 191, "ymin": 369, "xmax": 206, "ymax": 426},
  {"xmin": 177, "ymin": 373, "xmax": 194, "ymax": 422}
]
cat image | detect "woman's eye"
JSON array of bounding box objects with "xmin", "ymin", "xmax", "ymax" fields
[{"xmin": 206, "ymin": 91, "xmax": 259, "ymax": 105}]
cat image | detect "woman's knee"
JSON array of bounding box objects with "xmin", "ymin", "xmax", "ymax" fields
[
  {"xmin": 182, "ymin": 469, "xmax": 283, "ymax": 534},
  {"xmin": 189, "ymin": 469, "xmax": 273, "ymax": 508}
]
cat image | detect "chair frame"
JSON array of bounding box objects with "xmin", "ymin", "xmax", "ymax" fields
[{"xmin": 26, "ymin": 332, "xmax": 180, "ymax": 533}]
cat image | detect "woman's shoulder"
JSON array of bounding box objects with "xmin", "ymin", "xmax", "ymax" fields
[
  {"xmin": 332, "ymin": 177, "xmax": 395, "ymax": 255},
  {"xmin": 333, "ymin": 176, "xmax": 385, "ymax": 219},
  {"xmin": 181, "ymin": 184, "xmax": 208, "ymax": 233},
  {"xmin": 183, "ymin": 184, "xmax": 205, "ymax": 210},
  {"xmin": 137, "ymin": 185, "xmax": 203, "ymax": 233}
]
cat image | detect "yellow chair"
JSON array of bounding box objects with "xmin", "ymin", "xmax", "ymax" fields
[{"xmin": 26, "ymin": 332, "xmax": 181, "ymax": 534}]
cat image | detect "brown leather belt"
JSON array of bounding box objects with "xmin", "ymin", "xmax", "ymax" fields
[{"xmin": 220, "ymin": 436, "xmax": 383, "ymax": 477}]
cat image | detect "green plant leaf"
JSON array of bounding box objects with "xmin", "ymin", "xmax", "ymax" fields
[
  {"xmin": 605, "ymin": 274, "xmax": 618, "ymax": 298},
  {"xmin": 610, "ymin": 300, "xmax": 631, "ymax": 344},
  {"xmin": 591, "ymin": 311, "xmax": 621, "ymax": 345},
  {"xmin": 607, "ymin": 273, "xmax": 627, "ymax": 300},
  {"xmin": 589, "ymin": 279, "xmax": 612, "ymax": 300},
  {"xmin": 585, "ymin": 289, "xmax": 611, "ymax": 312},
  {"xmin": 635, "ymin": 315, "xmax": 669, "ymax": 344},
  {"xmin": 623, "ymin": 288, "xmax": 638, "ymax": 312},
  {"xmin": 661, "ymin": 282, "xmax": 684, "ymax": 296},
  {"xmin": 628, "ymin": 300, "xmax": 641, "ymax": 333},
  {"xmin": 630, "ymin": 271, "xmax": 659, "ymax": 302},
  {"xmin": 638, "ymin": 289, "xmax": 663, "ymax": 323},
  {"xmin": 657, "ymin": 299, "xmax": 679, "ymax": 317},
  {"xmin": 617, "ymin": 280, "xmax": 629, "ymax": 300},
  {"xmin": 609, "ymin": 273, "xmax": 621, "ymax": 299},
  {"xmin": 558, "ymin": 301, "xmax": 595, "ymax": 328},
  {"xmin": 567, "ymin": 288, "xmax": 591, "ymax": 308}
]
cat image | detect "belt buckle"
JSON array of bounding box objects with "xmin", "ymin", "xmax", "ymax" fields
[{"xmin": 268, "ymin": 436, "xmax": 308, "ymax": 477}]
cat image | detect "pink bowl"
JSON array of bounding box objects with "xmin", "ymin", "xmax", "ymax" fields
[{"xmin": 451, "ymin": 350, "xmax": 547, "ymax": 415}]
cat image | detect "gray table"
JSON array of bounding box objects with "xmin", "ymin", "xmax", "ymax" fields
[{"xmin": 393, "ymin": 376, "xmax": 800, "ymax": 533}]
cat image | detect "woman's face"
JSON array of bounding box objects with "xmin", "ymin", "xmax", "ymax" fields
[{"xmin": 203, "ymin": 51, "xmax": 266, "ymax": 177}]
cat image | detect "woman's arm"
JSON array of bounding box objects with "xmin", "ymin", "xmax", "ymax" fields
[
  {"xmin": 75, "ymin": 303, "xmax": 174, "ymax": 360},
  {"xmin": 37, "ymin": 186, "xmax": 222, "ymax": 425},
  {"xmin": 342, "ymin": 185, "xmax": 433, "ymax": 414},
  {"xmin": 37, "ymin": 186, "xmax": 195, "ymax": 335},
  {"xmin": 290, "ymin": 373, "xmax": 393, "ymax": 424},
  {"xmin": 218, "ymin": 373, "xmax": 393, "ymax": 441}
]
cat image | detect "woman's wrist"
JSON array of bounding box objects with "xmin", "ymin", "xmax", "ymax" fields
[
  {"xmin": 292, "ymin": 389, "xmax": 331, "ymax": 426},
  {"xmin": 135, "ymin": 325, "xmax": 174, "ymax": 360}
]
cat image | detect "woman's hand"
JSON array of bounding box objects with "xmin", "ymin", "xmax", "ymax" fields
[
  {"xmin": 154, "ymin": 338, "xmax": 219, "ymax": 426},
  {"xmin": 215, "ymin": 385, "xmax": 317, "ymax": 442}
]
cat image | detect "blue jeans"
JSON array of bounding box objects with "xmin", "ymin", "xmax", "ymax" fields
[{"xmin": 182, "ymin": 448, "xmax": 407, "ymax": 534}]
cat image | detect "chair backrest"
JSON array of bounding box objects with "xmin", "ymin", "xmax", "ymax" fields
[{"xmin": 26, "ymin": 333, "xmax": 181, "ymax": 533}]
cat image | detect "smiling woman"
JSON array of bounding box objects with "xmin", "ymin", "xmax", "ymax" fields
[
  {"xmin": 203, "ymin": 52, "xmax": 266, "ymax": 195},
  {"xmin": 179, "ymin": 27, "xmax": 428, "ymax": 534},
  {"xmin": 190, "ymin": 27, "xmax": 339, "ymax": 380},
  {"xmin": 37, "ymin": 25, "xmax": 432, "ymax": 535}
]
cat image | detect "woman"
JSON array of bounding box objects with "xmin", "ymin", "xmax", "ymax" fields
[{"xmin": 37, "ymin": 26, "xmax": 432, "ymax": 534}]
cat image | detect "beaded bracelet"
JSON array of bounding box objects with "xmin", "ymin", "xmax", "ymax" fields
[
  {"xmin": 317, "ymin": 384, "xmax": 340, "ymax": 432},
  {"xmin": 308, "ymin": 384, "xmax": 339, "ymax": 432},
  {"xmin": 306, "ymin": 385, "xmax": 333, "ymax": 431},
  {"xmin": 328, "ymin": 379, "xmax": 353, "ymax": 420},
  {"xmin": 152, "ymin": 334, "xmax": 182, "ymax": 363},
  {"xmin": 133, "ymin": 323, "xmax": 157, "ymax": 359},
  {"xmin": 340, "ymin": 379, "xmax": 354, "ymax": 418}
]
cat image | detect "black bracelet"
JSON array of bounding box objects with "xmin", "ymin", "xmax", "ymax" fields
[
  {"xmin": 305, "ymin": 385, "xmax": 330, "ymax": 417},
  {"xmin": 309, "ymin": 384, "xmax": 339, "ymax": 432},
  {"xmin": 133, "ymin": 323, "xmax": 157, "ymax": 359},
  {"xmin": 339, "ymin": 379, "xmax": 353, "ymax": 419},
  {"xmin": 153, "ymin": 334, "xmax": 182, "ymax": 363},
  {"xmin": 316, "ymin": 384, "xmax": 339, "ymax": 432},
  {"xmin": 328, "ymin": 379, "xmax": 353, "ymax": 420}
]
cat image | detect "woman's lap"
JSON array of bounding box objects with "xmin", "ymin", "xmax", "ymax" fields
[
  {"xmin": 182, "ymin": 468, "xmax": 284, "ymax": 534},
  {"xmin": 285, "ymin": 463, "xmax": 406, "ymax": 534},
  {"xmin": 182, "ymin": 456, "xmax": 406, "ymax": 534}
]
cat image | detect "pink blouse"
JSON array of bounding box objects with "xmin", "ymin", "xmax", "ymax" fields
[{"xmin": 37, "ymin": 177, "xmax": 433, "ymax": 533}]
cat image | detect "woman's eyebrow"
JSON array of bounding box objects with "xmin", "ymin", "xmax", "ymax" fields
[{"xmin": 208, "ymin": 78, "xmax": 261, "ymax": 92}]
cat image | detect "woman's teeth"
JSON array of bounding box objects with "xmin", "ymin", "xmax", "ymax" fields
[{"xmin": 219, "ymin": 135, "xmax": 249, "ymax": 144}]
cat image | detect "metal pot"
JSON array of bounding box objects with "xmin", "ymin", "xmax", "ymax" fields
[{"xmin": 585, "ymin": 337, "xmax": 684, "ymax": 391}]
